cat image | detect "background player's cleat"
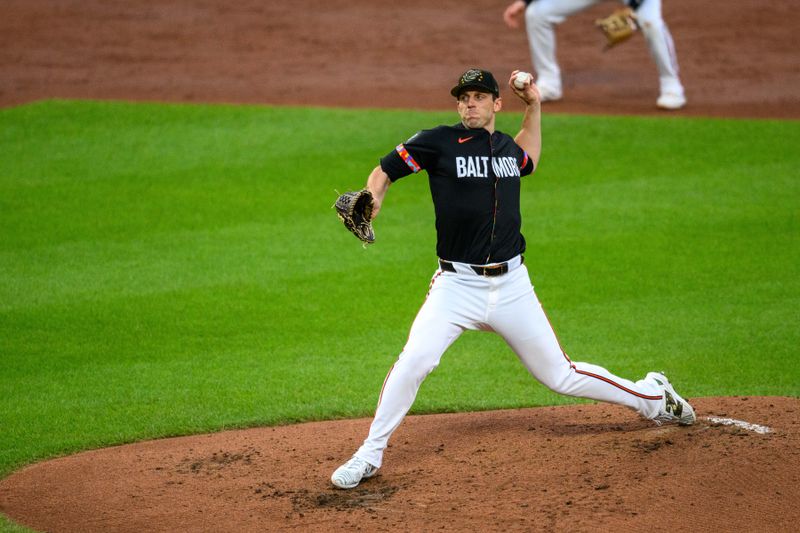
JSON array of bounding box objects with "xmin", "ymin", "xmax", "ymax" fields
[
  {"xmin": 331, "ymin": 455, "xmax": 378, "ymax": 489},
  {"xmin": 656, "ymin": 92, "xmax": 686, "ymax": 110},
  {"xmin": 647, "ymin": 372, "xmax": 696, "ymax": 426}
]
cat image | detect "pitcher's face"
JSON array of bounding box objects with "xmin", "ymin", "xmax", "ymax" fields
[{"xmin": 457, "ymin": 90, "xmax": 501, "ymax": 130}]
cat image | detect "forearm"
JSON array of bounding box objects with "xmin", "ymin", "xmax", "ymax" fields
[
  {"xmin": 366, "ymin": 165, "xmax": 391, "ymax": 219},
  {"xmin": 514, "ymin": 102, "xmax": 542, "ymax": 168}
]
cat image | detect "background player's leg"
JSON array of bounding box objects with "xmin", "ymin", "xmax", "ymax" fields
[
  {"xmin": 524, "ymin": 0, "xmax": 598, "ymax": 100},
  {"xmin": 489, "ymin": 266, "xmax": 662, "ymax": 419},
  {"xmin": 635, "ymin": 0, "xmax": 685, "ymax": 108}
]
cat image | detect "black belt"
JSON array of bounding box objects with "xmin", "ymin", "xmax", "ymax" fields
[{"xmin": 439, "ymin": 256, "xmax": 523, "ymax": 277}]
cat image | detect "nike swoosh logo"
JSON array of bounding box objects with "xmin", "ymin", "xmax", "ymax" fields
[{"xmin": 458, "ymin": 136, "xmax": 474, "ymax": 144}]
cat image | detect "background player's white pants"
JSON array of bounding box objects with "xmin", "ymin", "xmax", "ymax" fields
[
  {"xmin": 524, "ymin": 0, "xmax": 684, "ymax": 97},
  {"xmin": 355, "ymin": 259, "xmax": 663, "ymax": 468}
]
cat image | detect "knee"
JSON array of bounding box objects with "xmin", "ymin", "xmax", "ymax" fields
[
  {"xmin": 543, "ymin": 376, "xmax": 572, "ymax": 396},
  {"xmin": 395, "ymin": 349, "xmax": 440, "ymax": 381},
  {"xmin": 535, "ymin": 363, "xmax": 577, "ymax": 396},
  {"xmin": 525, "ymin": 3, "xmax": 541, "ymax": 24},
  {"xmin": 636, "ymin": 13, "xmax": 664, "ymax": 34}
]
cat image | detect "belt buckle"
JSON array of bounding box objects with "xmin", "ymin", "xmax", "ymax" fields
[{"xmin": 482, "ymin": 264, "xmax": 505, "ymax": 277}]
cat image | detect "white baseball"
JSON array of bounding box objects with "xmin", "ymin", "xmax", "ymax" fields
[{"xmin": 514, "ymin": 72, "xmax": 532, "ymax": 90}]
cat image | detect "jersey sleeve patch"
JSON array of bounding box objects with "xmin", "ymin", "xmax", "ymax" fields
[
  {"xmin": 396, "ymin": 143, "xmax": 421, "ymax": 173},
  {"xmin": 519, "ymin": 152, "xmax": 529, "ymax": 169}
]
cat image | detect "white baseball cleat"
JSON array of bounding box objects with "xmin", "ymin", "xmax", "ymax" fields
[
  {"xmin": 647, "ymin": 372, "xmax": 696, "ymax": 425},
  {"xmin": 656, "ymin": 92, "xmax": 687, "ymax": 110},
  {"xmin": 331, "ymin": 455, "xmax": 378, "ymax": 489}
]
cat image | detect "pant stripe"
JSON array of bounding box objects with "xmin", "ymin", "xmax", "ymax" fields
[
  {"xmin": 376, "ymin": 270, "xmax": 444, "ymax": 412},
  {"xmin": 664, "ymin": 29, "xmax": 679, "ymax": 75},
  {"xmin": 426, "ymin": 270, "xmax": 443, "ymax": 297},
  {"xmin": 378, "ymin": 271, "xmax": 442, "ymax": 407},
  {"xmin": 375, "ymin": 363, "xmax": 396, "ymax": 411},
  {"xmin": 574, "ymin": 368, "xmax": 662, "ymax": 400},
  {"xmin": 539, "ymin": 297, "xmax": 662, "ymax": 401}
]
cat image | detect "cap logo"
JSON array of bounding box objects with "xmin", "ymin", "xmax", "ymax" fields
[
  {"xmin": 461, "ymin": 69, "xmax": 484, "ymax": 84},
  {"xmin": 450, "ymin": 68, "xmax": 498, "ymax": 98}
]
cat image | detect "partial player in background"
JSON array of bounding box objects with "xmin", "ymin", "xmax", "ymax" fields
[
  {"xmin": 503, "ymin": 0, "xmax": 686, "ymax": 110},
  {"xmin": 330, "ymin": 68, "xmax": 695, "ymax": 490}
]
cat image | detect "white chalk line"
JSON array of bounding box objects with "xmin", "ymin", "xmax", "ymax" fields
[{"xmin": 704, "ymin": 416, "xmax": 773, "ymax": 434}]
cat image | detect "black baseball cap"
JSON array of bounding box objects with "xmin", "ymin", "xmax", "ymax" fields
[{"xmin": 450, "ymin": 68, "xmax": 500, "ymax": 98}]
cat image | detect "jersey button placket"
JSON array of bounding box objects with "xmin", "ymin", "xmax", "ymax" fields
[{"xmin": 486, "ymin": 132, "xmax": 499, "ymax": 264}]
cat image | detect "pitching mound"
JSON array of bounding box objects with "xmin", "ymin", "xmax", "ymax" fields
[{"xmin": 1, "ymin": 396, "xmax": 797, "ymax": 532}]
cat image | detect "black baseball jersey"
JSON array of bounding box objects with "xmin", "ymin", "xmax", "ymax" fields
[{"xmin": 380, "ymin": 123, "xmax": 535, "ymax": 264}]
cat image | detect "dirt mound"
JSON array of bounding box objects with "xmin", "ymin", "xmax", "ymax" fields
[
  {"xmin": 1, "ymin": 397, "xmax": 798, "ymax": 532},
  {"xmin": 1, "ymin": 0, "xmax": 799, "ymax": 118}
]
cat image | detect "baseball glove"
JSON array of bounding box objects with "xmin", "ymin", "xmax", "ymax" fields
[
  {"xmin": 595, "ymin": 7, "xmax": 638, "ymax": 49},
  {"xmin": 334, "ymin": 189, "xmax": 375, "ymax": 245}
]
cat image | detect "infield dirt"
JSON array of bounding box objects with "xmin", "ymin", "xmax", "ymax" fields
[
  {"xmin": 1, "ymin": 397, "xmax": 799, "ymax": 532},
  {"xmin": 1, "ymin": 0, "xmax": 799, "ymax": 117},
  {"xmin": 1, "ymin": 0, "xmax": 799, "ymax": 531}
]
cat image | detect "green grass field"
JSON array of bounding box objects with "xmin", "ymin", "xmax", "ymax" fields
[{"xmin": 1, "ymin": 100, "xmax": 799, "ymax": 530}]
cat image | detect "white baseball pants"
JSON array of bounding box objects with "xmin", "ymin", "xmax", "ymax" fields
[
  {"xmin": 524, "ymin": 0, "xmax": 684, "ymax": 97},
  {"xmin": 355, "ymin": 257, "xmax": 663, "ymax": 468}
]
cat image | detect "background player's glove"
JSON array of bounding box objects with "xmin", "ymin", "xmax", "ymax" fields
[
  {"xmin": 595, "ymin": 7, "xmax": 638, "ymax": 49},
  {"xmin": 334, "ymin": 189, "xmax": 375, "ymax": 245}
]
